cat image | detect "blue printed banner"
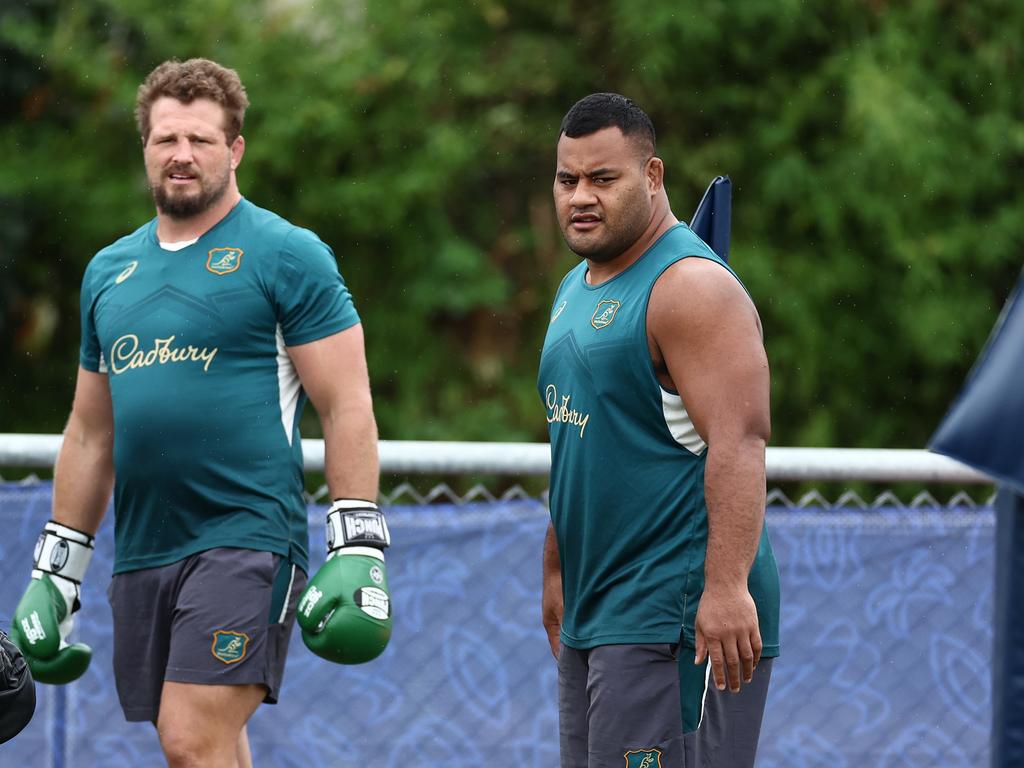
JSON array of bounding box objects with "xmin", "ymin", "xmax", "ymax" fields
[{"xmin": 0, "ymin": 484, "xmax": 992, "ymax": 767}]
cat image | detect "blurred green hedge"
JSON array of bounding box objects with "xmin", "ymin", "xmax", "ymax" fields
[{"xmin": 2, "ymin": 0, "xmax": 1021, "ymax": 448}]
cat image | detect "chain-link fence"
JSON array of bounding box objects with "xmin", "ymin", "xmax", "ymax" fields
[{"xmin": 2, "ymin": 467, "xmax": 997, "ymax": 509}]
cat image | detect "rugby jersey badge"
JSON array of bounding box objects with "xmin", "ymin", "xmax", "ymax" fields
[
  {"xmin": 624, "ymin": 748, "xmax": 662, "ymax": 768},
  {"xmin": 206, "ymin": 247, "xmax": 243, "ymax": 275},
  {"xmin": 211, "ymin": 630, "xmax": 250, "ymax": 664},
  {"xmin": 591, "ymin": 299, "xmax": 621, "ymax": 329}
]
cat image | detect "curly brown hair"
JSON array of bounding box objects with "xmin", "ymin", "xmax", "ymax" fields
[{"xmin": 135, "ymin": 58, "xmax": 249, "ymax": 144}]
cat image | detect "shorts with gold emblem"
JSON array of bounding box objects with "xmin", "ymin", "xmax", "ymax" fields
[
  {"xmin": 558, "ymin": 643, "xmax": 774, "ymax": 768},
  {"xmin": 107, "ymin": 547, "xmax": 306, "ymax": 722}
]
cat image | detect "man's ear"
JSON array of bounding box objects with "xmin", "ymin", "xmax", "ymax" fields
[
  {"xmin": 647, "ymin": 156, "xmax": 664, "ymax": 195},
  {"xmin": 230, "ymin": 135, "xmax": 246, "ymax": 170}
]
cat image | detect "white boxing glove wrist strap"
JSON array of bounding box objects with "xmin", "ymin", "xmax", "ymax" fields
[
  {"xmin": 326, "ymin": 499, "xmax": 390, "ymax": 553},
  {"xmin": 33, "ymin": 521, "xmax": 95, "ymax": 585}
]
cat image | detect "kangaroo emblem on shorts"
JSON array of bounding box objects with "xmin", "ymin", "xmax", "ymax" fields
[
  {"xmin": 591, "ymin": 299, "xmax": 621, "ymax": 329},
  {"xmin": 211, "ymin": 630, "xmax": 250, "ymax": 664},
  {"xmin": 624, "ymin": 749, "xmax": 662, "ymax": 768},
  {"xmin": 206, "ymin": 247, "xmax": 243, "ymax": 275}
]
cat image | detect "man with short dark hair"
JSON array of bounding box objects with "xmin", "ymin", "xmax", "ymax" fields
[
  {"xmin": 10, "ymin": 58, "xmax": 390, "ymax": 767},
  {"xmin": 539, "ymin": 92, "xmax": 780, "ymax": 767}
]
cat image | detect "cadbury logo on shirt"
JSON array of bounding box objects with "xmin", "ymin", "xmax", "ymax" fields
[
  {"xmin": 544, "ymin": 384, "xmax": 590, "ymax": 439},
  {"xmin": 108, "ymin": 334, "xmax": 218, "ymax": 375}
]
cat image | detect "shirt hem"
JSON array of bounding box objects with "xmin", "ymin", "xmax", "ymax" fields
[
  {"xmin": 562, "ymin": 631, "xmax": 781, "ymax": 657},
  {"xmin": 113, "ymin": 537, "xmax": 307, "ymax": 575},
  {"xmin": 560, "ymin": 631, "xmax": 682, "ymax": 649}
]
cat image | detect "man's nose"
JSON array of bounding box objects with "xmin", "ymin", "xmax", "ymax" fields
[
  {"xmin": 170, "ymin": 137, "xmax": 195, "ymax": 164},
  {"xmin": 570, "ymin": 180, "xmax": 597, "ymax": 206}
]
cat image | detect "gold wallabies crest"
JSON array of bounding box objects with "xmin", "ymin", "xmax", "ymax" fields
[
  {"xmin": 624, "ymin": 749, "xmax": 662, "ymax": 768},
  {"xmin": 206, "ymin": 247, "xmax": 243, "ymax": 275},
  {"xmin": 591, "ymin": 299, "xmax": 621, "ymax": 329},
  {"xmin": 211, "ymin": 630, "xmax": 249, "ymax": 664}
]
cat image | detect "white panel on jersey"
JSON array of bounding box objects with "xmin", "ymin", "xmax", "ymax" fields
[
  {"xmin": 661, "ymin": 388, "xmax": 707, "ymax": 455},
  {"xmin": 276, "ymin": 325, "xmax": 302, "ymax": 446},
  {"xmin": 98, "ymin": 352, "xmax": 108, "ymax": 374}
]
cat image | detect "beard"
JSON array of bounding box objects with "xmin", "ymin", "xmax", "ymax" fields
[
  {"xmin": 560, "ymin": 187, "xmax": 652, "ymax": 263},
  {"xmin": 150, "ymin": 161, "xmax": 231, "ymax": 219},
  {"xmin": 561, "ymin": 210, "xmax": 650, "ymax": 264}
]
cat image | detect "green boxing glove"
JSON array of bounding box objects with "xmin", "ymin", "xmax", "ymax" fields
[
  {"xmin": 297, "ymin": 499, "xmax": 392, "ymax": 665},
  {"xmin": 10, "ymin": 521, "xmax": 95, "ymax": 685}
]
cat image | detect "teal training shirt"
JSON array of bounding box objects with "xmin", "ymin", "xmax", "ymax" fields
[
  {"xmin": 538, "ymin": 223, "xmax": 780, "ymax": 654},
  {"xmin": 79, "ymin": 199, "xmax": 359, "ymax": 575}
]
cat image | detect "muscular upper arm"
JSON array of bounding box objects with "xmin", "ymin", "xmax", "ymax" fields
[
  {"xmin": 286, "ymin": 324, "xmax": 373, "ymax": 417},
  {"xmin": 66, "ymin": 367, "xmax": 114, "ymax": 445},
  {"xmin": 647, "ymin": 258, "xmax": 770, "ymax": 447}
]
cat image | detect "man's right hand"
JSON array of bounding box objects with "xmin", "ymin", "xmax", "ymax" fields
[
  {"xmin": 541, "ymin": 572, "xmax": 563, "ymax": 659},
  {"xmin": 9, "ymin": 522, "xmax": 95, "ymax": 685}
]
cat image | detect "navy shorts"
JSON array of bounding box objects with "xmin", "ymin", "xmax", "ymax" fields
[
  {"xmin": 107, "ymin": 547, "xmax": 307, "ymax": 723},
  {"xmin": 558, "ymin": 642, "xmax": 774, "ymax": 768}
]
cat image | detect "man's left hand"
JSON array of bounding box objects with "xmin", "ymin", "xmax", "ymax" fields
[
  {"xmin": 296, "ymin": 499, "xmax": 392, "ymax": 665},
  {"xmin": 694, "ymin": 584, "xmax": 762, "ymax": 692}
]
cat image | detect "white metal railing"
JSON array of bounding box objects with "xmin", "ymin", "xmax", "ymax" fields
[{"xmin": 0, "ymin": 433, "xmax": 992, "ymax": 484}]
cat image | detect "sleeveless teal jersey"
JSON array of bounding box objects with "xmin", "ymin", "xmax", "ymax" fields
[
  {"xmin": 79, "ymin": 199, "xmax": 360, "ymax": 574},
  {"xmin": 538, "ymin": 223, "xmax": 780, "ymax": 654}
]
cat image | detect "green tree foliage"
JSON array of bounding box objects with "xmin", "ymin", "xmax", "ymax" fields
[{"xmin": 1, "ymin": 0, "xmax": 1021, "ymax": 449}]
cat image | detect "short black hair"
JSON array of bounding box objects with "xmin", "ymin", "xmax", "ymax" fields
[{"xmin": 559, "ymin": 93, "xmax": 656, "ymax": 155}]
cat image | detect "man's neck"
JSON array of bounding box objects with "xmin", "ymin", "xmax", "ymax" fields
[
  {"xmin": 586, "ymin": 207, "xmax": 679, "ymax": 285},
  {"xmin": 156, "ymin": 189, "xmax": 243, "ymax": 243}
]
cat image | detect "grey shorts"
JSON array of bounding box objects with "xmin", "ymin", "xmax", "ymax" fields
[
  {"xmin": 107, "ymin": 547, "xmax": 307, "ymax": 723},
  {"xmin": 558, "ymin": 643, "xmax": 774, "ymax": 768}
]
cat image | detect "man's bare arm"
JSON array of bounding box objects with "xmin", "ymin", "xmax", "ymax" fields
[
  {"xmin": 542, "ymin": 522, "xmax": 564, "ymax": 659},
  {"xmin": 53, "ymin": 367, "xmax": 116, "ymax": 534},
  {"xmin": 288, "ymin": 323, "xmax": 379, "ymax": 501},
  {"xmin": 648, "ymin": 257, "xmax": 770, "ymax": 692}
]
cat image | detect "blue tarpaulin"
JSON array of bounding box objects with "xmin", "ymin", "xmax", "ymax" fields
[{"xmin": 0, "ymin": 483, "xmax": 995, "ymax": 767}]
